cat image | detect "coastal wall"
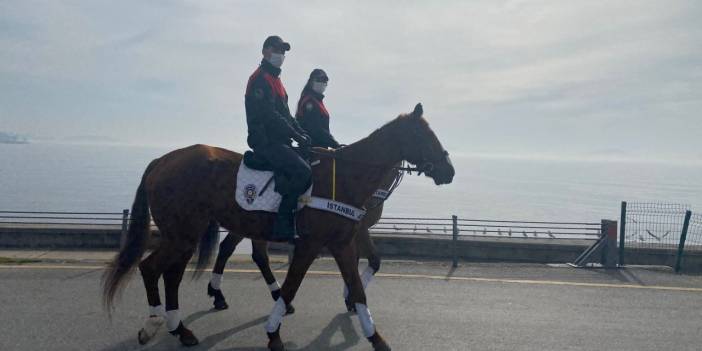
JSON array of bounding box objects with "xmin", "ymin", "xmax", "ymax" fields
[{"xmin": 2, "ymin": 225, "xmax": 701, "ymax": 271}]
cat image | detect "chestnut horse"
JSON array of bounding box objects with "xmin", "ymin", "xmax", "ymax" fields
[
  {"xmin": 206, "ymin": 167, "xmax": 400, "ymax": 313},
  {"xmin": 102, "ymin": 103, "xmax": 454, "ymax": 351}
]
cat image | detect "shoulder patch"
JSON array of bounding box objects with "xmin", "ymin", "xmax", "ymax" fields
[
  {"xmin": 305, "ymin": 102, "xmax": 314, "ymax": 111},
  {"xmin": 254, "ymin": 88, "xmax": 264, "ymax": 99}
]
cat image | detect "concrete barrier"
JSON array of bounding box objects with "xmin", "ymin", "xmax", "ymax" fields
[{"xmin": 3, "ymin": 226, "xmax": 702, "ymax": 272}]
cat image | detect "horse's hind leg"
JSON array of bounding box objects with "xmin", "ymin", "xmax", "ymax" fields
[
  {"xmin": 208, "ymin": 231, "xmax": 244, "ymax": 310},
  {"xmin": 164, "ymin": 247, "xmax": 199, "ymax": 346},
  {"xmin": 137, "ymin": 248, "xmax": 172, "ymax": 345},
  {"xmin": 331, "ymin": 242, "xmax": 391, "ymax": 351},
  {"xmin": 251, "ymin": 240, "xmax": 295, "ymax": 314}
]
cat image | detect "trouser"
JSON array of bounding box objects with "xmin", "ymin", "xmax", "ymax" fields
[{"xmin": 255, "ymin": 144, "xmax": 311, "ymax": 214}]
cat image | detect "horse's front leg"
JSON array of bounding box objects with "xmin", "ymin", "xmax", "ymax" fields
[
  {"xmin": 252, "ymin": 240, "xmax": 295, "ymax": 314},
  {"xmin": 208, "ymin": 231, "xmax": 243, "ymax": 310},
  {"xmin": 265, "ymin": 240, "xmax": 322, "ymax": 351},
  {"xmin": 344, "ymin": 226, "xmax": 379, "ymax": 312},
  {"xmin": 331, "ymin": 242, "xmax": 391, "ymax": 351}
]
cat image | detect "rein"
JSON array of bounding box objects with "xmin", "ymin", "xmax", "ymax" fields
[{"xmin": 306, "ymin": 147, "xmax": 408, "ymax": 210}]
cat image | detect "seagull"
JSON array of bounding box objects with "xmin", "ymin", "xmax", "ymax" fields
[
  {"xmin": 547, "ymin": 230, "xmax": 555, "ymax": 239},
  {"xmin": 645, "ymin": 230, "xmax": 660, "ymax": 241}
]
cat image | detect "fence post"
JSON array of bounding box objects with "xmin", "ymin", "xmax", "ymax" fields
[
  {"xmin": 619, "ymin": 201, "xmax": 627, "ymax": 266},
  {"xmin": 452, "ymin": 215, "xmax": 458, "ymax": 268},
  {"xmin": 674, "ymin": 210, "xmax": 692, "ymax": 273},
  {"xmin": 120, "ymin": 209, "xmax": 130, "ymax": 250},
  {"xmin": 600, "ymin": 220, "xmax": 618, "ymax": 268}
]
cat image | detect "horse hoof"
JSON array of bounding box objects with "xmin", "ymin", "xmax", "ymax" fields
[
  {"xmin": 285, "ymin": 303, "xmax": 295, "ymax": 315},
  {"xmin": 267, "ymin": 329, "xmax": 285, "ymax": 351},
  {"xmin": 137, "ymin": 328, "xmax": 150, "ymax": 345},
  {"xmin": 214, "ymin": 299, "xmax": 229, "ymax": 310},
  {"xmin": 180, "ymin": 332, "xmax": 199, "ymax": 347},
  {"xmin": 208, "ymin": 283, "xmax": 229, "ymax": 310},
  {"xmin": 369, "ymin": 332, "xmax": 391, "ymax": 351},
  {"xmin": 138, "ymin": 315, "xmax": 164, "ymax": 344},
  {"xmin": 171, "ymin": 322, "xmax": 199, "ymax": 347},
  {"xmin": 268, "ymin": 339, "xmax": 285, "ymax": 351}
]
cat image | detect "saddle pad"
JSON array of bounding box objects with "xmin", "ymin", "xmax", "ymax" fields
[{"xmin": 235, "ymin": 162, "xmax": 312, "ymax": 212}]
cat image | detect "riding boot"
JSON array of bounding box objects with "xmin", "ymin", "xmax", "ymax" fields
[{"xmin": 270, "ymin": 194, "xmax": 298, "ymax": 241}]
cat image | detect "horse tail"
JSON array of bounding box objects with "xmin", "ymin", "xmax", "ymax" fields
[
  {"xmin": 102, "ymin": 158, "xmax": 158, "ymax": 312},
  {"xmin": 192, "ymin": 219, "xmax": 219, "ymax": 279}
]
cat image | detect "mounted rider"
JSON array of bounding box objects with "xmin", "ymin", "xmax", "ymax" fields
[
  {"xmin": 295, "ymin": 69, "xmax": 341, "ymax": 149},
  {"xmin": 245, "ymin": 35, "xmax": 311, "ymax": 241}
]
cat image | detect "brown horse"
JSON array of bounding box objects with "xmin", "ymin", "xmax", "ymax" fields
[
  {"xmin": 102, "ymin": 103, "xmax": 454, "ymax": 351},
  {"xmin": 206, "ymin": 167, "xmax": 400, "ymax": 313}
]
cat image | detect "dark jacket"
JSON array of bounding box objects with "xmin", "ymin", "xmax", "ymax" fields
[
  {"xmin": 295, "ymin": 88, "xmax": 340, "ymax": 148},
  {"xmin": 245, "ymin": 60, "xmax": 306, "ymax": 150}
]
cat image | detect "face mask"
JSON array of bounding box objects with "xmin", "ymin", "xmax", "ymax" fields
[
  {"xmin": 267, "ymin": 53, "xmax": 285, "ymax": 68},
  {"xmin": 311, "ymin": 81, "xmax": 327, "ymax": 94}
]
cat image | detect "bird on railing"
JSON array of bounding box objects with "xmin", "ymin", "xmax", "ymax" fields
[
  {"xmin": 645, "ymin": 230, "xmax": 660, "ymax": 241},
  {"xmin": 443, "ymin": 227, "xmax": 448, "ymax": 233},
  {"xmin": 483, "ymin": 227, "xmax": 487, "ymax": 235},
  {"xmin": 425, "ymin": 227, "xmax": 432, "ymax": 233},
  {"xmin": 522, "ymin": 230, "xmax": 528, "ymax": 238},
  {"xmin": 547, "ymin": 230, "xmax": 555, "ymax": 239},
  {"xmin": 393, "ymin": 225, "xmax": 400, "ymax": 231},
  {"xmin": 508, "ymin": 229, "xmax": 513, "ymax": 237},
  {"xmin": 413, "ymin": 224, "xmax": 417, "ymax": 233},
  {"xmin": 498, "ymin": 229, "xmax": 502, "ymax": 236}
]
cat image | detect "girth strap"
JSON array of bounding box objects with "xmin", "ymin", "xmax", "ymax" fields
[{"xmin": 300, "ymin": 196, "xmax": 366, "ymax": 221}]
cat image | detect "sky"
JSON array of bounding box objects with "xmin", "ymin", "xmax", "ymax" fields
[{"xmin": 1, "ymin": 0, "xmax": 701, "ymax": 162}]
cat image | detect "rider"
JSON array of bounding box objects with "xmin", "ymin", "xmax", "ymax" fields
[
  {"xmin": 295, "ymin": 69, "xmax": 340, "ymax": 149},
  {"xmin": 245, "ymin": 35, "xmax": 312, "ymax": 241}
]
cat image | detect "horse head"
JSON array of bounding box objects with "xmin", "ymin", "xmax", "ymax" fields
[{"xmin": 400, "ymin": 103, "xmax": 455, "ymax": 185}]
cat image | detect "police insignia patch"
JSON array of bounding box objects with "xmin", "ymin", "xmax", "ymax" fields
[
  {"xmin": 244, "ymin": 184, "xmax": 257, "ymax": 204},
  {"xmin": 305, "ymin": 102, "xmax": 314, "ymax": 111}
]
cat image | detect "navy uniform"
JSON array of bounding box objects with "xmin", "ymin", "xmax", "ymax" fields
[
  {"xmin": 244, "ymin": 36, "xmax": 310, "ymax": 240},
  {"xmin": 295, "ymin": 69, "xmax": 340, "ymax": 149}
]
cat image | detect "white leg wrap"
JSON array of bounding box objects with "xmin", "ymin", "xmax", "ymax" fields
[
  {"xmin": 344, "ymin": 266, "xmax": 375, "ymax": 299},
  {"xmin": 149, "ymin": 304, "xmax": 166, "ymax": 317},
  {"xmin": 361, "ymin": 266, "xmax": 374, "ymax": 289},
  {"xmin": 166, "ymin": 309, "xmax": 180, "ymax": 332},
  {"xmin": 210, "ymin": 273, "xmax": 223, "ymax": 290},
  {"xmin": 355, "ymin": 303, "xmax": 376, "ymax": 338},
  {"xmin": 265, "ymin": 297, "xmax": 286, "ymax": 333},
  {"xmin": 268, "ymin": 281, "xmax": 281, "ymax": 292}
]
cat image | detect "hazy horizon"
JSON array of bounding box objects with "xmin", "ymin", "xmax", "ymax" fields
[{"xmin": 2, "ymin": 1, "xmax": 701, "ymax": 162}]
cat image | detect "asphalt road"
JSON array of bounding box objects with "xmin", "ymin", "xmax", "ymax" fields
[{"xmin": 1, "ymin": 259, "xmax": 701, "ymax": 351}]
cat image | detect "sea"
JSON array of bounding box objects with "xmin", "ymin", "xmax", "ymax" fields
[{"xmin": 2, "ymin": 142, "xmax": 701, "ymax": 222}]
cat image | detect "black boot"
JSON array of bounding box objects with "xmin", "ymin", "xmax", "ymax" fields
[{"xmin": 269, "ymin": 195, "xmax": 297, "ymax": 242}]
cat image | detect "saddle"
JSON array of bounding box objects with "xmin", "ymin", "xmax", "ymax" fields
[
  {"xmin": 235, "ymin": 148, "xmax": 367, "ymax": 221},
  {"xmin": 242, "ymin": 151, "xmax": 275, "ymax": 171}
]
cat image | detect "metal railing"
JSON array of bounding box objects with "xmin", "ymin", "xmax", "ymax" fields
[
  {"xmin": 1, "ymin": 210, "xmax": 602, "ymax": 240},
  {"xmin": 370, "ymin": 216, "xmax": 601, "ymax": 241}
]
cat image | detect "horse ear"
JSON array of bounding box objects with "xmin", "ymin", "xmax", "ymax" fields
[{"xmin": 412, "ymin": 103, "xmax": 423, "ymax": 118}]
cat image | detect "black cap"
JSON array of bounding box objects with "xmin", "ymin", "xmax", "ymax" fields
[
  {"xmin": 309, "ymin": 68, "xmax": 328, "ymax": 82},
  {"xmin": 263, "ymin": 35, "xmax": 291, "ymax": 51}
]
